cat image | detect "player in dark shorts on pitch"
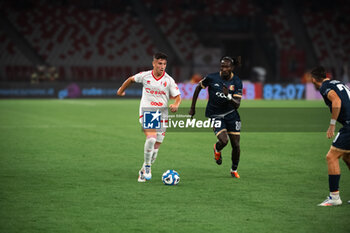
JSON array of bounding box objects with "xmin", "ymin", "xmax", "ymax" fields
[
  {"xmin": 311, "ymin": 66, "xmax": 350, "ymax": 206},
  {"xmin": 189, "ymin": 56, "xmax": 242, "ymax": 178}
]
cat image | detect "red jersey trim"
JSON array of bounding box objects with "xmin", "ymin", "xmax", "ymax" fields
[{"xmin": 152, "ymin": 70, "xmax": 165, "ymax": 81}]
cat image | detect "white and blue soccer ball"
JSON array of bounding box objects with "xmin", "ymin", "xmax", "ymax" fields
[{"xmin": 162, "ymin": 170, "xmax": 180, "ymax": 185}]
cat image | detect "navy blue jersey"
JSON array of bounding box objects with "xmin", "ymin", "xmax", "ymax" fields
[
  {"xmin": 319, "ymin": 80, "xmax": 350, "ymax": 126},
  {"xmin": 200, "ymin": 72, "xmax": 242, "ymax": 118}
]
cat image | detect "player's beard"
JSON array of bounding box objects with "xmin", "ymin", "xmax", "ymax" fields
[{"xmin": 221, "ymin": 72, "xmax": 230, "ymax": 79}]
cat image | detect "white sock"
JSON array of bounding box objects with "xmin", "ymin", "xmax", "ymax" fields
[
  {"xmin": 144, "ymin": 137, "xmax": 156, "ymax": 165},
  {"xmin": 330, "ymin": 191, "xmax": 340, "ymax": 199},
  {"xmin": 151, "ymin": 149, "xmax": 159, "ymax": 164}
]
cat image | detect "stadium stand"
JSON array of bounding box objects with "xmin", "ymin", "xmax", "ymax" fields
[
  {"xmin": 1, "ymin": 0, "xmax": 348, "ymax": 82},
  {"xmin": 202, "ymin": 0, "xmax": 256, "ymax": 16},
  {"xmin": 265, "ymin": 7, "xmax": 296, "ymax": 50},
  {"xmin": 4, "ymin": 3, "xmax": 156, "ymax": 67},
  {"xmin": 143, "ymin": 0, "xmax": 257, "ymax": 63},
  {"xmin": 0, "ymin": 30, "xmax": 31, "ymax": 66},
  {"xmin": 154, "ymin": 9, "xmax": 201, "ymax": 62},
  {"xmin": 300, "ymin": 0, "xmax": 350, "ymax": 78},
  {"xmin": 141, "ymin": 0, "xmax": 203, "ymax": 63},
  {"xmin": 0, "ymin": 29, "xmax": 34, "ymax": 82}
]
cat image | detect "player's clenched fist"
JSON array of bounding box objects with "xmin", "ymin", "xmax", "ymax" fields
[{"xmin": 169, "ymin": 104, "xmax": 179, "ymax": 112}]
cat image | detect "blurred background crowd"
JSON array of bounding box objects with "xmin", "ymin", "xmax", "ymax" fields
[{"xmin": 0, "ymin": 0, "xmax": 349, "ymax": 85}]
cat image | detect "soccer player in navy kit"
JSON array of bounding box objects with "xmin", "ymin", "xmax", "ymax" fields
[
  {"xmin": 311, "ymin": 66, "xmax": 350, "ymax": 206},
  {"xmin": 189, "ymin": 56, "xmax": 242, "ymax": 178}
]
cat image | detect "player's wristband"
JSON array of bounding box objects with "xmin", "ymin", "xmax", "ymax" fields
[
  {"xmin": 227, "ymin": 94, "xmax": 233, "ymax": 101},
  {"xmin": 330, "ymin": 119, "xmax": 336, "ymax": 125}
]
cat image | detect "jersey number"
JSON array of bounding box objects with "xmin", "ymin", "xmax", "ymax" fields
[
  {"xmin": 336, "ymin": 84, "xmax": 350, "ymax": 100},
  {"xmin": 235, "ymin": 121, "xmax": 241, "ymax": 131}
]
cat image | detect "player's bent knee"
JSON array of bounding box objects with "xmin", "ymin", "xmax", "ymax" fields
[
  {"xmin": 145, "ymin": 137, "xmax": 156, "ymax": 151},
  {"xmin": 146, "ymin": 137, "xmax": 156, "ymax": 144},
  {"xmin": 220, "ymin": 137, "xmax": 229, "ymax": 146},
  {"xmin": 327, "ymin": 148, "xmax": 343, "ymax": 161},
  {"xmin": 326, "ymin": 152, "xmax": 342, "ymax": 167},
  {"xmin": 326, "ymin": 153, "xmax": 336, "ymax": 162}
]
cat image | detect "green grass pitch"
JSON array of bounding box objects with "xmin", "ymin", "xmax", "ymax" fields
[{"xmin": 0, "ymin": 99, "xmax": 349, "ymax": 233}]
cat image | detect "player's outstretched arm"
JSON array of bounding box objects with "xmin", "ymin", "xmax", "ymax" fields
[
  {"xmin": 169, "ymin": 94, "xmax": 181, "ymax": 112},
  {"xmin": 117, "ymin": 76, "xmax": 135, "ymax": 96},
  {"xmin": 326, "ymin": 90, "xmax": 341, "ymax": 138},
  {"xmin": 189, "ymin": 84, "xmax": 202, "ymax": 117}
]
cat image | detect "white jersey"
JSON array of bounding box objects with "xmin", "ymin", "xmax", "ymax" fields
[{"xmin": 134, "ymin": 70, "xmax": 180, "ymax": 117}]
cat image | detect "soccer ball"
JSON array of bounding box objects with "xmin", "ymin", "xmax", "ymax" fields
[{"xmin": 162, "ymin": 170, "xmax": 180, "ymax": 185}]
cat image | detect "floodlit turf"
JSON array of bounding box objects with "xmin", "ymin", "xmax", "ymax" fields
[{"xmin": 0, "ymin": 99, "xmax": 349, "ymax": 233}]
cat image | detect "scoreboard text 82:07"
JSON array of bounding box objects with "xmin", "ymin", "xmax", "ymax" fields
[{"xmin": 263, "ymin": 84, "xmax": 305, "ymax": 100}]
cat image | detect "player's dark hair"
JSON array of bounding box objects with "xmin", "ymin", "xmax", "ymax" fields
[
  {"xmin": 311, "ymin": 66, "xmax": 327, "ymax": 81},
  {"xmin": 153, "ymin": 52, "xmax": 168, "ymax": 60},
  {"xmin": 221, "ymin": 56, "xmax": 242, "ymax": 67}
]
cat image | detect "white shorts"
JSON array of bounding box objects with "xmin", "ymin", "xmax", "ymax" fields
[{"xmin": 139, "ymin": 115, "xmax": 167, "ymax": 143}]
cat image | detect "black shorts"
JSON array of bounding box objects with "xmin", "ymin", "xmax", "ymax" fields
[
  {"xmin": 332, "ymin": 125, "xmax": 350, "ymax": 151},
  {"xmin": 212, "ymin": 111, "xmax": 241, "ymax": 136}
]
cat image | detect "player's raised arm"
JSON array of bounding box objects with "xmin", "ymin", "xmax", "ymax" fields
[
  {"xmin": 189, "ymin": 83, "xmax": 203, "ymax": 117},
  {"xmin": 326, "ymin": 90, "xmax": 342, "ymax": 138},
  {"xmin": 117, "ymin": 76, "xmax": 135, "ymax": 96}
]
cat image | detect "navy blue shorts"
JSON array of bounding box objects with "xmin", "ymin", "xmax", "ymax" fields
[
  {"xmin": 212, "ymin": 111, "xmax": 241, "ymax": 136},
  {"xmin": 332, "ymin": 125, "xmax": 350, "ymax": 151}
]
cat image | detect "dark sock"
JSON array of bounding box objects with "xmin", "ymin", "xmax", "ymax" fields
[
  {"xmin": 231, "ymin": 163, "xmax": 238, "ymax": 171},
  {"xmin": 231, "ymin": 147, "xmax": 240, "ymax": 171},
  {"xmin": 329, "ymin": 174, "xmax": 341, "ymax": 192}
]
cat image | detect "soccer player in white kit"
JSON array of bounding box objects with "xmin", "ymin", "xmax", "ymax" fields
[{"xmin": 117, "ymin": 52, "xmax": 181, "ymax": 182}]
